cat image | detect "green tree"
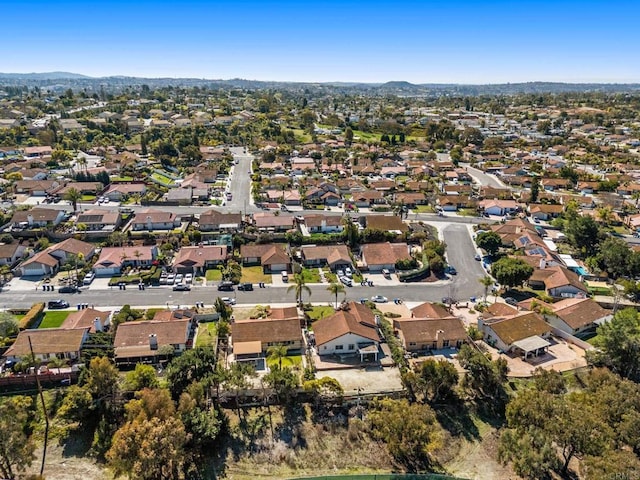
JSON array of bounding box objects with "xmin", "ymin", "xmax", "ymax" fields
[
  {"xmin": 165, "ymin": 347, "xmax": 218, "ymax": 399},
  {"xmin": 368, "ymin": 398, "xmax": 442, "ymax": 470},
  {"xmin": 263, "ymin": 365, "xmax": 299, "ymax": 404},
  {"xmin": 475, "ymin": 231, "xmax": 502, "ymax": 258},
  {"xmin": 479, "ymin": 275, "xmax": 494, "ymax": 303},
  {"xmin": 84, "ymin": 356, "xmax": 119, "ymax": 402},
  {"xmin": 498, "ymin": 427, "xmax": 560, "ymax": 479},
  {"xmin": 593, "ymin": 237, "xmax": 633, "ymax": 279},
  {"xmin": 414, "ymin": 358, "xmax": 459, "ymax": 403},
  {"xmin": 287, "ymin": 272, "xmax": 311, "ymax": 305},
  {"xmin": 58, "ymin": 385, "xmax": 93, "ymax": 425},
  {"xmin": 588, "ymin": 308, "xmax": 640, "ymax": 381},
  {"xmin": 344, "ymin": 127, "xmax": 354, "ymax": 145},
  {"xmin": 124, "ymin": 364, "xmax": 160, "ymax": 392},
  {"xmin": 0, "ymin": 396, "xmax": 36, "ymax": 480},
  {"xmin": 214, "ymin": 297, "xmax": 232, "ymax": 322},
  {"xmin": 326, "ymin": 281, "xmax": 345, "ymax": 309},
  {"xmin": 63, "ymin": 187, "xmax": 82, "ymax": 213},
  {"xmin": 267, "ymin": 344, "xmax": 288, "ymax": 369},
  {"xmin": 0, "ymin": 311, "xmax": 18, "ymax": 338},
  {"xmin": 530, "ymin": 177, "xmax": 540, "ymax": 203},
  {"xmin": 491, "ymin": 257, "xmax": 534, "ymax": 290},
  {"xmin": 458, "ymin": 345, "xmax": 508, "ymax": 401},
  {"xmin": 565, "ymin": 215, "xmax": 603, "ymax": 257}
]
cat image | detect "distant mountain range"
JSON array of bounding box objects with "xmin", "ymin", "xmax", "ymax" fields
[{"xmin": 1, "ymin": 72, "xmax": 640, "ymax": 95}]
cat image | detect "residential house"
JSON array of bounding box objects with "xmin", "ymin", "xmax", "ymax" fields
[
  {"xmin": 131, "ymin": 209, "xmax": 180, "ymax": 231},
  {"xmin": 528, "ymin": 265, "xmax": 588, "ymax": 299},
  {"xmin": 10, "ymin": 208, "xmax": 66, "ymax": 228},
  {"xmin": 0, "ymin": 242, "xmax": 26, "ymax": 266},
  {"xmin": 172, "ymin": 245, "xmax": 227, "ymax": 275},
  {"xmin": 18, "ymin": 238, "xmax": 95, "ymax": 277},
  {"xmin": 394, "ymin": 302, "xmax": 467, "ymax": 352},
  {"xmin": 437, "ymin": 195, "xmax": 476, "ymax": 212},
  {"xmin": 198, "ymin": 210, "xmax": 242, "ymax": 232},
  {"xmin": 394, "ymin": 192, "xmax": 427, "ymax": 208},
  {"xmin": 76, "ymin": 209, "xmax": 122, "ymax": 233},
  {"xmin": 103, "ymin": 183, "xmax": 147, "ymax": 201},
  {"xmin": 23, "ymin": 146, "xmax": 53, "ymax": 158},
  {"xmin": 351, "ymin": 190, "xmax": 386, "ymax": 208},
  {"xmin": 360, "ymin": 242, "xmax": 411, "ymax": 272},
  {"xmin": 253, "ymin": 213, "xmax": 295, "ymax": 232},
  {"xmin": 240, "ymin": 244, "xmax": 291, "ymax": 273},
  {"xmin": 479, "ymin": 311, "xmax": 552, "ymax": 359},
  {"xmin": 541, "ymin": 178, "xmax": 571, "ymax": 191},
  {"xmin": 61, "ymin": 308, "xmax": 111, "ymax": 333},
  {"xmin": 114, "ymin": 319, "xmax": 193, "ymax": 365},
  {"xmin": 93, "ymin": 246, "xmax": 158, "ymax": 276},
  {"xmin": 231, "ymin": 307, "xmax": 303, "ymax": 363},
  {"xmin": 478, "ymin": 199, "xmax": 519, "ymax": 216},
  {"xmin": 545, "ymin": 298, "xmax": 613, "ymax": 335},
  {"xmin": 300, "ymin": 245, "xmax": 352, "ymax": 271},
  {"xmin": 14, "ymin": 180, "xmax": 60, "ymax": 196},
  {"xmin": 3, "ymin": 327, "xmax": 90, "ymax": 363},
  {"xmin": 313, "ymin": 302, "xmax": 381, "ymax": 361},
  {"xmin": 363, "ymin": 215, "xmax": 409, "ymax": 233},
  {"xmin": 302, "ymin": 214, "xmax": 344, "ymax": 234},
  {"xmin": 529, "ymin": 203, "xmax": 564, "ymax": 220}
]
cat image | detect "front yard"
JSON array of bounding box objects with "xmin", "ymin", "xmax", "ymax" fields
[
  {"xmin": 241, "ymin": 266, "xmax": 271, "ymax": 284},
  {"xmin": 306, "ymin": 305, "xmax": 335, "ymax": 323},
  {"xmin": 39, "ymin": 311, "xmax": 71, "ymax": 329},
  {"xmin": 299, "ymin": 268, "xmax": 321, "ymax": 283},
  {"xmin": 205, "ymin": 268, "xmax": 223, "ymax": 282}
]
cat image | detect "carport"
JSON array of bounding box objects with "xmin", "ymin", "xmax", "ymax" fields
[
  {"xmin": 358, "ymin": 343, "xmax": 379, "ymax": 362},
  {"xmin": 513, "ymin": 335, "xmax": 551, "ymax": 360}
]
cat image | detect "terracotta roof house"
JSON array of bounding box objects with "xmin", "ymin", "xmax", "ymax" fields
[
  {"xmin": 4, "ymin": 327, "xmax": 90, "ymax": 363},
  {"xmin": 528, "ymin": 265, "xmax": 588, "ymax": 299},
  {"xmin": 240, "ymin": 243, "xmax": 291, "ymax": 273},
  {"xmin": 231, "ymin": 312, "xmax": 303, "ymax": 362},
  {"xmin": 437, "ymin": 195, "xmax": 476, "ymax": 211},
  {"xmin": 172, "ymin": 245, "xmax": 227, "ymax": 275},
  {"xmin": 198, "ymin": 210, "xmax": 242, "ymax": 232},
  {"xmin": 479, "ymin": 312, "xmax": 552, "ymax": 358},
  {"xmin": 529, "ymin": 203, "xmax": 564, "ymax": 220},
  {"xmin": 18, "ymin": 238, "xmax": 95, "ymax": 277},
  {"xmin": 76, "ymin": 209, "xmax": 122, "ymax": 233},
  {"xmin": 0, "ymin": 242, "xmax": 26, "ymax": 266},
  {"xmin": 10, "ymin": 208, "xmax": 65, "ymax": 228},
  {"xmin": 394, "ymin": 192, "xmax": 427, "ymax": 208},
  {"xmin": 364, "ymin": 215, "xmax": 409, "ymax": 233},
  {"xmin": 53, "ymin": 182, "xmax": 103, "ymax": 197},
  {"xmin": 482, "ymin": 302, "xmax": 519, "ymax": 319},
  {"xmin": 61, "ymin": 308, "xmax": 111, "ymax": 333},
  {"xmin": 360, "ymin": 242, "xmax": 411, "ymax": 272},
  {"xmin": 546, "ymin": 298, "xmax": 613, "ymax": 335},
  {"xmin": 478, "ymin": 199, "xmax": 519, "ymax": 216},
  {"xmin": 394, "ymin": 303, "xmax": 467, "ymax": 352},
  {"xmin": 93, "ymin": 246, "xmax": 158, "ymax": 276},
  {"xmin": 541, "ymin": 178, "xmax": 571, "ymax": 191},
  {"xmin": 114, "ymin": 319, "xmax": 193, "ymax": 365},
  {"xmin": 252, "ymin": 213, "xmax": 295, "ymax": 232},
  {"xmin": 351, "ymin": 190, "xmax": 386, "ymax": 207},
  {"xmin": 313, "ymin": 302, "xmax": 381, "ymax": 360},
  {"xmin": 103, "ymin": 183, "xmax": 147, "ymax": 201},
  {"xmin": 48, "ymin": 238, "xmax": 96, "ymax": 262},
  {"xmin": 131, "ymin": 209, "xmax": 180, "ymax": 231},
  {"xmin": 300, "ymin": 245, "xmax": 352, "ymax": 271},
  {"xmin": 14, "ymin": 180, "xmax": 60, "ymax": 196}
]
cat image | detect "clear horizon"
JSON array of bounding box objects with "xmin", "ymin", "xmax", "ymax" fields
[{"xmin": 3, "ymin": 0, "xmax": 639, "ymax": 84}]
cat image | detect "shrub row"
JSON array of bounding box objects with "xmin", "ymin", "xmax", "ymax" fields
[{"xmin": 19, "ymin": 302, "xmax": 45, "ymax": 330}]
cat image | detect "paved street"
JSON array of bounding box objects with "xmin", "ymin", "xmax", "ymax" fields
[
  {"xmin": 463, "ymin": 163, "xmax": 506, "ymax": 188},
  {"xmin": 227, "ymin": 147, "xmax": 259, "ymax": 214}
]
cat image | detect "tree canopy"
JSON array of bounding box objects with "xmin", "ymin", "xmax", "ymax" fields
[{"xmin": 491, "ymin": 257, "xmax": 534, "ymax": 289}]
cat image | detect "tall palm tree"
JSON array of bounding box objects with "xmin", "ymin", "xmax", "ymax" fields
[
  {"xmin": 267, "ymin": 344, "xmax": 288, "ymax": 369},
  {"xmin": 327, "ymin": 281, "xmax": 345, "ymax": 309},
  {"xmin": 479, "ymin": 275, "xmax": 494, "ymax": 304},
  {"xmin": 63, "ymin": 187, "xmax": 82, "ymax": 213},
  {"xmin": 287, "ymin": 272, "xmax": 311, "ymax": 306}
]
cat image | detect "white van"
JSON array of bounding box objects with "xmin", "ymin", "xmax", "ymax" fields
[{"xmin": 281, "ymin": 271, "xmax": 289, "ymax": 283}]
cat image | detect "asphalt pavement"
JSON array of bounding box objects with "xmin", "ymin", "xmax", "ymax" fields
[
  {"xmin": 463, "ymin": 163, "xmax": 506, "ymax": 188},
  {"xmin": 227, "ymin": 147, "xmax": 258, "ymax": 214}
]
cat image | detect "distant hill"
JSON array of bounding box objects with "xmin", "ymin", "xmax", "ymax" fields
[{"xmin": 0, "ymin": 72, "xmax": 639, "ymax": 95}]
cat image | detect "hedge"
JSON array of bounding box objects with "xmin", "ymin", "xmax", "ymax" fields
[{"xmin": 19, "ymin": 303, "xmax": 45, "ymax": 330}]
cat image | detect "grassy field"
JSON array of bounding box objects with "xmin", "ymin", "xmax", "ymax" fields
[
  {"xmin": 205, "ymin": 268, "xmax": 223, "ymax": 282},
  {"xmin": 306, "ymin": 305, "xmax": 335, "ymax": 322},
  {"xmin": 300, "ymin": 268, "xmax": 322, "ymax": 283},
  {"xmin": 266, "ymin": 354, "xmax": 302, "ymax": 369},
  {"xmin": 241, "ymin": 266, "xmax": 271, "ymax": 284},
  {"xmin": 196, "ymin": 322, "xmax": 217, "ymax": 347},
  {"xmin": 39, "ymin": 311, "xmax": 71, "ymax": 328}
]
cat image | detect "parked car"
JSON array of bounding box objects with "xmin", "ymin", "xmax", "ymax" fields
[
  {"xmin": 83, "ymin": 272, "xmax": 95, "ymax": 285},
  {"xmin": 336, "ymin": 269, "xmax": 344, "ymax": 277},
  {"xmin": 220, "ymin": 297, "xmax": 236, "ymax": 305},
  {"xmin": 441, "ymin": 297, "xmax": 455, "ymax": 305},
  {"xmin": 184, "ymin": 273, "xmax": 193, "ymax": 284},
  {"xmin": 504, "ymin": 297, "xmax": 518, "ymax": 306},
  {"xmin": 445, "ymin": 266, "xmax": 457, "ymax": 275},
  {"xmin": 217, "ymin": 281, "xmax": 234, "ymax": 291},
  {"xmin": 48, "ymin": 299, "xmax": 70, "ymax": 309},
  {"xmin": 166, "ymin": 274, "xmax": 176, "ymax": 285},
  {"xmin": 339, "ymin": 276, "xmax": 353, "ymax": 287},
  {"xmin": 58, "ymin": 285, "xmax": 79, "ymax": 294},
  {"xmin": 371, "ymin": 295, "xmax": 388, "ymax": 303},
  {"xmin": 173, "ymin": 284, "xmax": 191, "ymax": 291},
  {"xmin": 344, "ymin": 267, "xmax": 353, "ymax": 278},
  {"xmin": 381, "ymin": 268, "xmax": 391, "ymax": 278},
  {"xmin": 237, "ymin": 282, "xmax": 253, "ymax": 291},
  {"xmin": 175, "ymin": 274, "xmax": 184, "ymax": 284},
  {"xmin": 474, "ymin": 254, "xmax": 482, "ymax": 261}
]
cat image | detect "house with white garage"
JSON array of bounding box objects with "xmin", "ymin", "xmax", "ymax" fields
[
  {"xmin": 313, "ymin": 302, "xmax": 381, "ymax": 361},
  {"xmin": 360, "ymin": 242, "xmax": 411, "ymax": 273},
  {"xmin": 93, "ymin": 245, "xmax": 158, "ymax": 276},
  {"xmin": 545, "ymin": 297, "xmax": 613, "ymax": 335},
  {"xmin": 131, "ymin": 209, "xmax": 180, "ymax": 231}
]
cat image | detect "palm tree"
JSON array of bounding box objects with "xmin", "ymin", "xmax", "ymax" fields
[
  {"xmin": 287, "ymin": 272, "xmax": 311, "ymax": 306},
  {"xmin": 133, "ymin": 250, "xmax": 143, "ymax": 267},
  {"xmin": 327, "ymin": 281, "xmax": 345, "ymax": 309},
  {"xmin": 479, "ymin": 276, "xmax": 494, "ymax": 304},
  {"xmin": 267, "ymin": 344, "xmax": 288, "ymax": 369},
  {"xmin": 63, "ymin": 187, "xmax": 82, "ymax": 213}
]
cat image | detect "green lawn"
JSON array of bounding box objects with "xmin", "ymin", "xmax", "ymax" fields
[
  {"xmin": 196, "ymin": 322, "xmax": 217, "ymax": 347},
  {"xmin": 110, "ymin": 176, "xmax": 133, "ymax": 182},
  {"xmin": 306, "ymin": 305, "xmax": 335, "ymax": 322},
  {"xmin": 241, "ymin": 266, "xmax": 271, "ymax": 284},
  {"xmin": 151, "ymin": 173, "xmax": 174, "ymax": 185},
  {"xmin": 299, "ymin": 268, "xmax": 321, "ymax": 283},
  {"xmin": 81, "ymin": 194, "xmax": 96, "ymax": 202},
  {"xmin": 413, "ymin": 205, "xmax": 435, "ymax": 213},
  {"xmin": 457, "ymin": 208, "xmax": 480, "ymax": 217},
  {"xmin": 266, "ymin": 355, "xmax": 302, "ymax": 369},
  {"xmin": 205, "ymin": 268, "xmax": 223, "ymax": 281},
  {"xmin": 39, "ymin": 311, "xmax": 71, "ymax": 329}
]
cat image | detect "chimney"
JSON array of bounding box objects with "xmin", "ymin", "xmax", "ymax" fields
[
  {"xmin": 539, "ymin": 258, "xmax": 546, "ymax": 270},
  {"xmin": 27, "ymin": 214, "xmax": 34, "ymax": 226},
  {"xmin": 93, "ymin": 317, "xmax": 103, "ymax": 332},
  {"xmin": 149, "ymin": 334, "xmax": 158, "ymax": 350}
]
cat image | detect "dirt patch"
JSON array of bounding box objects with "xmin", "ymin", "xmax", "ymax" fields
[{"xmin": 28, "ymin": 443, "xmax": 108, "ymax": 480}]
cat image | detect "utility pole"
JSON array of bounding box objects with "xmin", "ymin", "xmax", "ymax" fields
[{"xmin": 28, "ymin": 336, "xmax": 49, "ymax": 476}]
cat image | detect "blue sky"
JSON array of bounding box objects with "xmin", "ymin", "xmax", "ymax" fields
[{"xmin": 3, "ymin": 0, "xmax": 639, "ymax": 83}]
